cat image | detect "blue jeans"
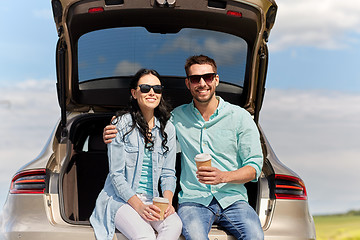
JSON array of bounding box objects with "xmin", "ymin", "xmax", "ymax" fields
[{"xmin": 178, "ymin": 198, "xmax": 264, "ymax": 240}]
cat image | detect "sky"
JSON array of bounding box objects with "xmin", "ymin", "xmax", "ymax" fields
[{"xmin": 0, "ymin": 0, "xmax": 360, "ymax": 216}]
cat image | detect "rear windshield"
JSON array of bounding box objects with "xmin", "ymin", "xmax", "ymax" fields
[{"xmin": 77, "ymin": 27, "xmax": 247, "ymax": 87}]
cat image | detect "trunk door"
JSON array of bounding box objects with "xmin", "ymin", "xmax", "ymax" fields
[{"xmin": 52, "ymin": 0, "xmax": 277, "ymax": 124}]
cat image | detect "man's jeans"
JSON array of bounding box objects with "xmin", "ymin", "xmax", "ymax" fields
[{"xmin": 178, "ymin": 198, "xmax": 264, "ymax": 240}]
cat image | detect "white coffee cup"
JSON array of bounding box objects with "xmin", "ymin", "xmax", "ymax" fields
[
  {"xmin": 152, "ymin": 197, "xmax": 169, "ymax": 220},
  {"xmin": 194, "ymin": 153, "xmax": 212, "ymax": 170}
]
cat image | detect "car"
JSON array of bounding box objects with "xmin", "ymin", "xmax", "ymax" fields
[{"xmin": 0, "ymin": 0, "xmax": 316, "ymax": 239}]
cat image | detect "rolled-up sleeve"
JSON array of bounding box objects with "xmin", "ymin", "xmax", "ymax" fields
[
  {"xmin": 159, "ymin": 122, "xmax": 177, "ymax": 195},
  {"xmin": 237, "ymin": 112, "xmax": 263, "ymax": 182}
]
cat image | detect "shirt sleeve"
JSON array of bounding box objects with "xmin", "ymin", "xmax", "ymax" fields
[
  {"xmin": 159, "ymin": 121, "xmax": 177, "ymax": 195},
  {"xmin": 107, "ymin": 117, "xmax": 137, "ymax": 202},
  {"xmin": 237, "ymin": 110, "xmax": 264, "ymax": 182}
]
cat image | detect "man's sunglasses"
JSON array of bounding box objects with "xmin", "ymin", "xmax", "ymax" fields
[
  {"xmin": 187, "ymin": 73, "xmax": 217, "ymax": 84},
  {"xmin": 138, "ymin": 84, "xmax": 164, "ymax": 94}
]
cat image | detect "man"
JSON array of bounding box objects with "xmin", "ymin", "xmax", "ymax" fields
[{"xmin": 104, "ymin": 55, "xmax": 264, "ymax": 240}]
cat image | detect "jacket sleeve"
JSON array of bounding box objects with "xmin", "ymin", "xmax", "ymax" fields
[
  {"xmin": 159, "ymin": 121, "xmax": 177, "ymax": 195},
  {"xmin": 107, "ymin": 117, "xmax": 137, "ymax": 202}
]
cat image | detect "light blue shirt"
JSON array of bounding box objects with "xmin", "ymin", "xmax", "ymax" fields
[
  {"xmin": 171, "ymin": 97, "xmax": 263, "ymax": 209},
  {"xmin": 137, "ymin": 147, "xmax": 153, "ymax": 196},
  {"xmin": 90, "ymin": 113, "xmax": 177, "ymax": 240}
]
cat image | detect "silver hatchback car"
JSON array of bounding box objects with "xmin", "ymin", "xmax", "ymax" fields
[{"xmin": 0, "ymin": 0, "xmax": 316, "ymax": 239}]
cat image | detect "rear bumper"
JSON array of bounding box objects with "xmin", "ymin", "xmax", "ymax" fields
[{"xmin": 1, "ymin": 195, "xmax": 315, "ymax": 240}]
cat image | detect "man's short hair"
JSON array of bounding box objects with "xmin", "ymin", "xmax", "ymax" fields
[{"xmin": 185, "ymin": 55, "xmax": 217, "ymax": 76}]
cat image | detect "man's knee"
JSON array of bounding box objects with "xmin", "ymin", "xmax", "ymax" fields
[
  {"xmin": 178, "ymin": 203, "xmax": 212, "ymax": 240},
  {"xmin": 181, "ymin": 223, "xmax": 209, "ymax": 240},
  {"xmin": 220, "ymin": 201, "xmax": 264, "ymax": 240}
]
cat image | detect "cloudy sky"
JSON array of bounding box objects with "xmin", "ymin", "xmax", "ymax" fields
[{"xmin": 1, "ymin": 0, "xmax": 360, "ymax": 216}]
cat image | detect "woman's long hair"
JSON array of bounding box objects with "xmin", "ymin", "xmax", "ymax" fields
[{"xmin": 116, "ymin": 69, "xmax": 171, "ymax": 152}]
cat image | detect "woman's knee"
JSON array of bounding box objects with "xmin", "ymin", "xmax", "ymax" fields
[
  {"xmin": 115, "ymin": 204, "xmax": 157, "ymax": 240},
  {"xmin": 168, "ymin": 213, "xmax": 183, "ymax": 231},
  {"xmin": 153, "ymin": 213, "xmax": 182, "ymax": 239}
]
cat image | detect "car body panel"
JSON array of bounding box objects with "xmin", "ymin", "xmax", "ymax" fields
[
  {"xmin": 0, "ymin": 112, "xmax": 316, "ymax": 239},
  {"xmin": 0, "ymin": 0, "xmax": 317, "ymax": 239},
  {"xmin": 265, "ymin": 200, "xmax": 316, "ymax": 239}
]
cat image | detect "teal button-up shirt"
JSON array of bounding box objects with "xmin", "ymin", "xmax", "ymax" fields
[{"xmin": 171, "ymin": 97, "xmax": 263, "ymax": 209}]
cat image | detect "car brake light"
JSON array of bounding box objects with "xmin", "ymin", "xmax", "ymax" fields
[
  {"xmin": 227, "ymin": 10, "xmax": 242, "ymax": 17},
  {"xmin": 88, "ymin": 7, "xmax": 104, "ymax": 13},
  {"xmin": 274, "ymin": 174, "xmax": 307, "ymax": 200},
  {"xmin": 10, "ymin": 169, "xmax": 46, "ymax": 194}
]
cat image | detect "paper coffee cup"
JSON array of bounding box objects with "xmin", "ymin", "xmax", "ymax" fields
[
  {"xmin": 195, "ymin": 153, "xmax": 212, "ymax": 169},
  {"xmin": 152, "ymin": 197, "xmax": 169, "ymax": 220}
]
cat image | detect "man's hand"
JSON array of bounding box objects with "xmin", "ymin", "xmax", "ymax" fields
[
  {"xmin": 197, "ymin": 165, "xmax": 257, "ymax": 185},
  {"xmin": 103, "ymin": 120, "xmax": 118, "ymax": 144},
  {"xmin": 196, "ymin": 166, "xmax": 225, "ymax": 185}
]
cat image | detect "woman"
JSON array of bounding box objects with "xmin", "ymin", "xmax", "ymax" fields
[{"xmin": 90, "ymin": 69, "xmax": 182, "ymax": 240}]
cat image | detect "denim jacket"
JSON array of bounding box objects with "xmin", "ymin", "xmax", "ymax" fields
[{"xmin": 90, "ymin": 113, "xmax": 177, "ymax": 240}]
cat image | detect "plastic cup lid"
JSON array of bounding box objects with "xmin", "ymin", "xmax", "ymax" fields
[
  {"xmin": 153, "ymin": 197, "xmax": 169, "ymax": 203},
  {"xmin": 194, "ymin": 153, "xmax": 211, "ymax": 162}
]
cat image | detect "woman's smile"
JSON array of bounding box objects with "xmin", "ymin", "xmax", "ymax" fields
[{"xmin": 131, "ymin": 74, "xmax": 162, "ymax": 112}]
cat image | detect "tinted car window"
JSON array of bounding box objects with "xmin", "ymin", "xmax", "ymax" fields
[{"xmin": 78, "ymin": 27, "xmax": 247, "ymax": 86}]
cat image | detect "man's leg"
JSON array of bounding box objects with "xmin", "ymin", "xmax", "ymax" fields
[
  {"xmin": 217, "ymin": 201, "xmax": 264, "ymax": 240},
  {"xmin": 177, "ymin": 201, "xmax": 216, "ymax": 240}
]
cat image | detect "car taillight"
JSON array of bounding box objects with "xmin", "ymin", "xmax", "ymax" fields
[
  {"xmin": 10, "ymin": 169, "xmax": 46, "ymax": 194},
  {"xmin": 88, "ymin": 7, "xmax": 104, "ymax": 13},
  {"xmin": 274, "ymin": 174, "xmax": 307, "ymax": 200},
  {"xmin": 227, "ymin": 10, "xmax": 242, "ymax": 17}
]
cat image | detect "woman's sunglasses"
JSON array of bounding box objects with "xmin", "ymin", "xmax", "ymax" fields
[
  {"xmin": 187, "ymin": 73, "xmax": 217, "ymax": 84},
  {"xmin": 138, "ymin": 84, "xmax": 164, "ymax": 94}
]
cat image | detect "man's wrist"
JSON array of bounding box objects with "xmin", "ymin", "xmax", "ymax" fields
[{"xmin": 220, "ymin": 171, "xmax": 228, "ymax": 184}]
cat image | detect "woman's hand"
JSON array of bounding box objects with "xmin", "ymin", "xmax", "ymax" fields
[
  {"xmin": 137, "ymin": 203, "xmax": 162, "ymax": 222},
  {"xmin": 128, "ymin": 195, "xmax": 161, "ymax": 221},
  {"xmin": 162, "ymin": 190, "xmax": 176, "ymax": 219},
  {"xmin": 164, "ymin": 204, "xmax": 176, "ymax": 219}
]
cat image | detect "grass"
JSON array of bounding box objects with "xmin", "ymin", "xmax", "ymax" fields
[{"xmin": 314, "ymin": 214, "xmax": 360, "ymax": 240}]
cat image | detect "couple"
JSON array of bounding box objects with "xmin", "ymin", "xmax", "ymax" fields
[{"xmin": 90, "ymin": 55, "xmax": 264, "ymax": 240}]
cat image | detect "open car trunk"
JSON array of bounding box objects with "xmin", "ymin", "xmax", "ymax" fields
[
  {"xmin": 62, "ymin": 114, "xmax": 112, "ymax": 223},
  {"xmin": 61, "ymin": 113, "xmax": 263, "ymax": 224},
  {"xmin": 52, "ymin": 0, "xmax": 278, "ymax": 230},
  {"xmin": 52, "ymin": 0, "xmax": 277, "ymax": 132}
]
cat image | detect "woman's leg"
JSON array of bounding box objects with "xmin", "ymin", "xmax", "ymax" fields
[
  {"xmin": 150, "ymin": 212, "xmax": 182, "ymax": 240},
  {"xmin": 115, "ymin": 204, "xmax": 157, "ymax": 240}
]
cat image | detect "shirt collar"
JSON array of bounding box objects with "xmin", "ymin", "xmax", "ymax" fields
[
  {"xmin": 154, "ymin": 116, "xmax": 161, "ymax": 129},
  {"xmin": 191, "ymin": 96, "xmax": 224, "ymax": 119}
]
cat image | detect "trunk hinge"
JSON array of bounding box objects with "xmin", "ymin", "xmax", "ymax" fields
[
  {"xmin": 58, "ymin": 40, "xmax": 68, "ymax": 139},
  {"xmin": 254, "ymin": 45, "xmax": 268, "ymax": 124}
]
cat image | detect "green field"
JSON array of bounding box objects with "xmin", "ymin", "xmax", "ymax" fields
[{"xmin": 314, "ymin": 214, "xmax": 360, "ymax": 240}]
